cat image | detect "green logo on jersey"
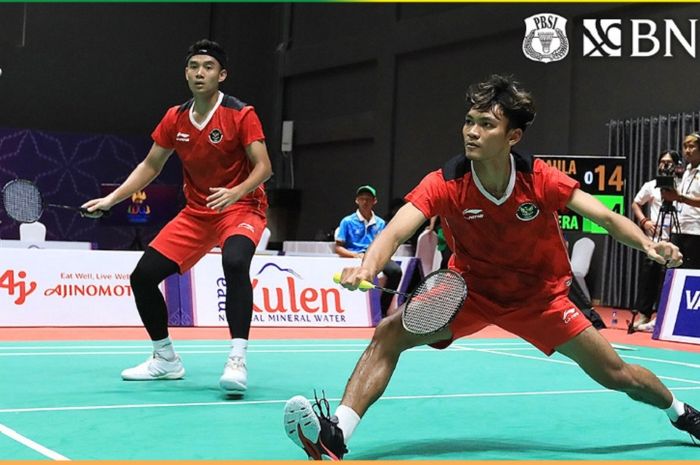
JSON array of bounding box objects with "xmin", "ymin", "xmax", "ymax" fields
[{"xmin": 516, "ymin": 202, "xmax": 540, "ymax": 221}]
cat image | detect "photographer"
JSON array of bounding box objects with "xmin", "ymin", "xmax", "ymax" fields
[
  {"xmin": 631, "ymin": 150, "xmax": 682, "ymax": 331},
  {"xmin": 661, "ymin": 133, "xmax": 700, "ymax": 269}
]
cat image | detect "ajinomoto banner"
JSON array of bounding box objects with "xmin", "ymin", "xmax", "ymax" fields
[{"xmin": 0, "ymin": 249, "xmax": 177, "ymax": 326}]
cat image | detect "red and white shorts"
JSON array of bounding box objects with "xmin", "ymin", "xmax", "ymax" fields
[
  {"xmin": 431, "ymin": 290, "xmax": 591, "ymax": 355},
  {"xmin": 150, "ymin": 205, "xmax": 266, "ymax": 273}
]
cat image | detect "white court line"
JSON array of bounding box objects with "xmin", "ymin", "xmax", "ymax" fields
[
  {"xmin": 455, "ymin": 347, "xmax": 700, "ymax": 385},
  {"xmin": 0, "ymin": 341, "xmax": 532, "ymax": 350},
  {"xmin": 1, "ymin": 343, "xmax": 698, "ymax": 377},
  {"xmin": 0, "ymin": 349, "xmax": 365, "ymax": 357},
  {"xmin": 621, "ymin": 355, "xmax": 700, "ymax": 369},
  {"xmin": 0, "ymin": 346, "xmax": 540, "ymax": 357},
  {"xmin": 458, "ymin": 346, "xmax": 700, "ymax": 370},
  {"xmin": 0, "ymin": 343, "xmax": 698, "ymax": 372},
  {"xmin": 0, "ymin": 423, "xmax": 69, "ymax": 460},
  {"xmin": 2, "ymin": 385, "xmax": 700, "ymax": 415}
]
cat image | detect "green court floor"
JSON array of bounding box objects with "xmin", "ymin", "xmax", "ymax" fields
[{"xmin": 0, "ymin": 338, "xmax": 698, "ymax": 460}]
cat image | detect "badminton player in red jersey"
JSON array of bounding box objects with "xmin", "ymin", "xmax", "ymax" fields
[
  {"xmin": 83, "ymin": 39, "xmax": 272, "ymax": 394},
  {"xmin": 283, "ymin": 74, "xmax": 699, "ymax": 460}
]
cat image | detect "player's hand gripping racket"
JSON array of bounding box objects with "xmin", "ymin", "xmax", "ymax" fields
[
  {"xmin": 1, "ymin": 179, "xmax": 110, "ymax": 223},
  {"xmin": 333, "ymin": 269, "xmax": 467, "ymax": 335}
]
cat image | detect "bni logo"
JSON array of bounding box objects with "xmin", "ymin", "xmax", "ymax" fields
[
  {"xmin": 522, "ymin": 13, "xmax": 569, "ymax": 63},
  {"xmin": 583, "ymin": 19, "xmax": 622, "ymax": 57},
  {"xmin": 583, "ymin": 19, "xmax": 698, "ymax": 58}
]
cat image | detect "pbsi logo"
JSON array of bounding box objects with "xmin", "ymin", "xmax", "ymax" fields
[
  {"xmin": 0, "ymin": 269, "xmax": 37, "ymax": 305},
  {"xmin": 523, "ymin": 13, "xmax": 569, "ymax": 63}
]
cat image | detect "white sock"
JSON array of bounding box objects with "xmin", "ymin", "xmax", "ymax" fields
[
  {"xmin": 665, "ymin": 395, "xmax": 685, "ymax": 422},
  {"xmin": 153, "ymin": 337, "xmax": 176, "ymax": 361},
  {"xmin": 229, "ymin": 338, "xmax": 248, "ymax": 359},
  {"xmin": 334, "ymin": 404, "xmax": 361, "ymax": 444}
]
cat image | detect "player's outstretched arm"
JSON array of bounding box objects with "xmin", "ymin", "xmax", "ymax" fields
[
  {"xmin": 567, "ymin": 188, "xmax": 682, "ymax": 267},
  {"xmin": 340, "ymin": 203, "xmax": 426, "ymax": 290},
  {"xmin": 82, "ymin": 142, "xmax": 173, "ymax": 213}
]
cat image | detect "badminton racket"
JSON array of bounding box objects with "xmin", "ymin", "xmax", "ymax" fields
[
  {"xmin": 1, "ymin": 179, "xmax": 109, "ymax": 223},
  {"xmin": 333, "ymin": 269, "xmax": 467, "ymax": 335}
]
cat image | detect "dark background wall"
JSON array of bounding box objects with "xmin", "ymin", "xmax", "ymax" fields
[
  {"xmin": 1, "ymin": 2, "xmax": 699, "ymax": 244},
  {"xmin": 280, "ymin": 2, "xmax": 700, "ymax": 240}
]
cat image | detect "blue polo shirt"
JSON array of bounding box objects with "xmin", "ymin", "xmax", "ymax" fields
[{"xmin": 335, "ymin": 210, "xmax": 386, "ymax": 253}]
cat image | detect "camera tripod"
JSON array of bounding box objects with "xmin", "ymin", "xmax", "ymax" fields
[
  {"xmin": 627, "ymin": 200, "xmax": 681, "ymax": 334},
  {"xmin": 653, "ymin": 200, "xmax": 681, "ymax": 242}
]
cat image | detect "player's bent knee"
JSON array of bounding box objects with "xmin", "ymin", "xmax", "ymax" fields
[{"xmin": 130, "ymin": 266, "xmax": 156, "ymax": 289}]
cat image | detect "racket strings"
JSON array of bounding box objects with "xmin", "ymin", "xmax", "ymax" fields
[
  {"xmin": 403, "ymin": 271, "xmax": 467, "ymax": 334},
  {"xmin": 2, "ymin": 180, "xmax": 43, "ymax": 223}
]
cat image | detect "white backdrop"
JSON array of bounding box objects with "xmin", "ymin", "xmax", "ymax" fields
[
  {"xmin": 0, "ymin": 249, "xmax": 417, "ymax": 328},
  {"xmin": 0, "ymin": 249, "xmax": 146, "ymax": 326},
  {"xmin": 188, "ymin": 255, "xmax": 375, "ymax": 327}
]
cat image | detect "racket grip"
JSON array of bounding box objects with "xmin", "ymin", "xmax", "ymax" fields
[
  {"xmin": 332, "ymin": 272, "xmax": 375, "ymax": 290},
  {"xmin": 79, "ymin": 208, "xmax": 111, "ymax": 219}
]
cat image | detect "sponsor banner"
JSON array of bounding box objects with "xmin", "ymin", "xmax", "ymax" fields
[
  {"xmin": 654, "ymin": 268, "xmax": 700, "ymax": 345},
  {"xmin": 523, "ymin": 13, "xmax": 699, "ymax": 62},
  {"xmin": 186, "ymin": 254, "xmax": 418, "ymax": 328},
  {"xmin": 0, "ymin": 249, "xmax": 158, "ymax": 326}
]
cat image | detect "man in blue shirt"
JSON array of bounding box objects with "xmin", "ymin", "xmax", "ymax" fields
[{"xmin": 335, "ymin": 185, "xmax": 403, "ymax": 317}]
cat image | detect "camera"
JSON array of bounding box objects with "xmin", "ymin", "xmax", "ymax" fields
[
  {"xmin": 656, "ymin": 175, "xmax": 676, "ymax": 189},
  {"xmin": 656, "ymin": 162, "xmax": 678, "ymax": 190}
]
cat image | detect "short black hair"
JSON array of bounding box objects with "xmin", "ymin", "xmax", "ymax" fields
[
  {"xmin": 466, "ymin": 74, "xmax": 536, "ymax": 131},
  {"xmin": 185, "ymin": 39, "xmax": 227, "ymax": 70}
]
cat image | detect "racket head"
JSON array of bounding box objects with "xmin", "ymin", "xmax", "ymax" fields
[
  {"xmin": 401, "ymin": 269, "xmax": 467, "ymax": 335},
  {"xmin": 1, "ymin": 179, "xmax": 43, "ymax": 223}
]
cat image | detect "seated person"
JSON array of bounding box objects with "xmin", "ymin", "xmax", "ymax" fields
[{"xmin": 335, "ymin": 185, "xmax": 402, "ymax": 317}]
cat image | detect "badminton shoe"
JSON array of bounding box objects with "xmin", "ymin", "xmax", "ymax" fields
[
  {"xmin": 121, "ymin": 353, "xmax": 185, "ymax": 380},
  {"xmin": 632, "ymin": 314, "xmax": 651, "ymax": 329},
  {"xmin": 219, "ymin": 356, "xmax": 247, "ymax": 393},
  {"xmin": 672, "ymin": 403, "xmax": 700, "ymax": 444},
  {"xmin": 284, "ymin": 392, "xmax": 348, "ymax": 460},
  {"xmin": 636, "ymin": 317, "xmax": 656, "ymax": 333}
]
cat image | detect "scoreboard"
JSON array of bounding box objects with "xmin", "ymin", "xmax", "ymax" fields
[{"xmin": 535, "ymin": 155, "xmax": 627, "ymax": 234}]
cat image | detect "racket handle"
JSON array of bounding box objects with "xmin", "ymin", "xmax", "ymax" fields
[
  {"xmin": 332, "ymin": 272, "xmax": 375, "ymax": 290},
  {"xmin": 79, "ymin": 208, "xmax": 111, "ymax": 219}
]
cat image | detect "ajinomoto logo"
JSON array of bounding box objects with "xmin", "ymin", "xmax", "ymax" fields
[
  {"xmin": 522, "ymin": 13, "xmax": 569, "ymax": 63},
  {"xmin": 0, "ymin": 269, "xmax": 37, "ymax": 305}
]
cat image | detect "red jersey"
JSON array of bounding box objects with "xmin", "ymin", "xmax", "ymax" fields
[
  {"xmin": 406, "ymin": 152, "xmax": 579, "ymax": 308},
  {"xmin": 152, "ymin": 92, "xmax": 267, "ymax": 215}
]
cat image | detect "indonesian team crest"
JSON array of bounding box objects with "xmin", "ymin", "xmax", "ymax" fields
[
  {"xmin": 522, "ymin": 13, "xmax": 569, "ymax": 63},
  {"xmin": 516, "ymin": 202, "xmax": 540, "ymax": 221},
  {"xmin": 209, "ymin": 128, "xmax": 223, "ymax": 144}
]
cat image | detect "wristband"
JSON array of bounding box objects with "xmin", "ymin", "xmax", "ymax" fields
[{"xmin": 639, "ymin": 217, "xmax": 650, "ymax": 227}]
